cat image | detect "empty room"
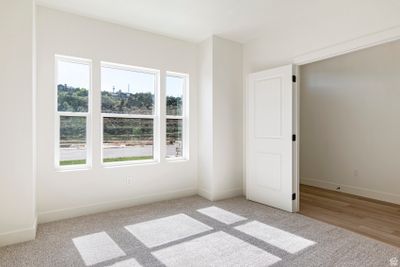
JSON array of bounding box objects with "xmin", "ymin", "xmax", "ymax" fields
[{"xmin": 1, "ymin": 0, "xmax": 400, "ymax": 266}]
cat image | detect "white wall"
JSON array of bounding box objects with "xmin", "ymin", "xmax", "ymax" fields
[
  {"xmin": 36, "ymin": 7, "xmax": 198, "ymax": 222},
  {"xmin": 243, "ymin": 18, "xmax": 400, "ymax": 74},
  {"xmin": 0, "ymin": 0, "xmax": 37, "ymax": 246},
  {"xmin": 300, "ymin": 40, "xmax": 400, "ymax": 204},
  {"xmin": 213, "ymin": 37, "xmax": 243, "ymax": 198},
  {"xmin": 198, "ymin": 36, "xmax": 243, "ymax": 200},
  {"xmin": 197, "ymin": 38, "xmax": 214, "ymax": 198}
]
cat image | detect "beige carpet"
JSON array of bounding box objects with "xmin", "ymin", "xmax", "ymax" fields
[{"xmin": 0, "ymin": 196, "xmax": 399, "ymax": 266}]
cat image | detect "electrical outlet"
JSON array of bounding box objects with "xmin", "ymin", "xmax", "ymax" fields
[{"xmin": 126, "ymin": 177, "xmax": 134, "ymax": 185}]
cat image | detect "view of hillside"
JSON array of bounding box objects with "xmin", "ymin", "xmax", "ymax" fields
[
  {"xmin": 58, "ymin": 85, "xmax": 183, "ymax": 165},
  {"xmin": 58, "ymin": 84, "xmax": 182, "ymax": 115}
]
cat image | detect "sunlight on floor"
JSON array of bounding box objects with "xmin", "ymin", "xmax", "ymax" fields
[
  {"xmin": 105, "ymin": 258, "xmax": 143, "ymax": 267},
  {"xmin": 197, "ymin": 206, "xmax": 247, "ymax": 224},
  {"xmin": 125, "ymin": 213, "xmax": 213, "ymax": 248},
  {"xmin": 72, "ymin": 231, "xmax": 126, "ymax": 266},
  {"xmin": 153, "ymin": 231, "xmax": 281, "ymax": 266},
  {"xmin": 72, "ymin": 207, "xmax": 317, "ymax": 266},
  {"xmin": 235, "ymin": 221, "xmax": 316, "ymax": 253}
]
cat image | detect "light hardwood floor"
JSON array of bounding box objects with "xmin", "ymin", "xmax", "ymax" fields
[{"xmin": 300, "ymin": 184, "xmax": 400, "ymax": 247}]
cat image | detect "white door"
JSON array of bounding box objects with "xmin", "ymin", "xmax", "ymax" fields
[{"xmin": 246, "ymin": 64, "xmax": 298, "ymax": 212}]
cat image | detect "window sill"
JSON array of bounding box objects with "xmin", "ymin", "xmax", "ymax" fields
[
  {"xmin": 102, "ymin": 159, "xmax": 159, "ymax": 168},
  {"xmin": 165, "ymin": 157, "xmax": 189, "ymax": 163},
  {"xmin": 55, "ymin": 165, "xmax": 91, "ymax": 172}
]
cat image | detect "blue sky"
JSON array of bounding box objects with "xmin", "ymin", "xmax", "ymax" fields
[
  {"xmin": 58, "ymin": 61, "xmax": 183, "ymax": 97},
  {"xmin": 58, "ymin": 61, "xmax": 90, "ymax": 89}
]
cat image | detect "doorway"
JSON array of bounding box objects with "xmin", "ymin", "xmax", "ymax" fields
[{"xmin": 298, "ymin": 39, "xmax": 400, "ymax": 247}]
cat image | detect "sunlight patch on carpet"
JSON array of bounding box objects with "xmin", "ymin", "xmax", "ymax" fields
[
  {"xmin": 235, "ymin": 221, "xmax": 316, "ymax": 253},
  {"xmin": 105, "ymin": 258, "xmax": 142, "ymax": 267},
  {"xmin": 125, "ymin": 214, "xmax": 213, "ymax": 248},
  {"xmin": 152, "ymin": 231, "xmax": 281, "ymax": 267},
  {"xmin": 197, "ymin": 206, "xmax": 247, "ymax": 224},
  {"xmin": 72, "ymin": 232, "xmax": 126, "ymax": 266}
]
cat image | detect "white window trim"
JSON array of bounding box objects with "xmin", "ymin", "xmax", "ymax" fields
[
  {"xmin": 165, "ymin": 71, "xmax": 189, "ymax": 161},
  {"xmin": 100, "ymin": 62, "xmax": 160, "ymax": 167},
  {"xmin": 55, "ymin": 55, "xmax": 92, "ymax": 171}
]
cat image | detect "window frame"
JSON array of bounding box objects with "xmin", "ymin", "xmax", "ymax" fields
[
  {"xmin": 165, "ymin": 71, "xmax": 189, "ymax": 161},
  {"xmin": 100, "ymin": 62, "xmax": 160, "ymax": 166},
  {"xmin": 54, "ymin": 55, "xmax": 92, "ymax": 171}
]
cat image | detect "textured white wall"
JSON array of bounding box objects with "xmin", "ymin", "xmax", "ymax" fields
[
  {"xmin": 36, "ymin": 7, "xmax": 198, "ymax": 222},
  {"xmin": 197, "ymin": 36, "xmax": 243, "ymax": 200},
  {"xmin": 300, "ymin": 40, "xmax": 400, "ymax": 204},
  {"xmin": 0, "ymin": 0, "xmax": 37, "ymax": 246}
]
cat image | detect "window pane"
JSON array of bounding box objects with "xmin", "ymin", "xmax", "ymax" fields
[
  {"xmin": 103, "ymin": 117, "xmax": 153, "ymax": 162},
  {"xmin": 166, "ymin": 119, "xmax": 183, "ymax": 158},
  {"xmin": 101, "ymin": 66, "xmax": 155, "ymax": 115},
  {"xmin": 166, "ymin": 76, "xmax": 184, "ymax": 116},
  {"xmin": 57, "ymin": 60, "xmax": 89, "ymax": 112},
  {"xmin": 60, "ymin": 116, "xmax": 87, "ymax": 166}
]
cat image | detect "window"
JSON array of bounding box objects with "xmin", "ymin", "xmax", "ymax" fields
[
  {"xmin": 166, "ymin": 73, "xmax": 187, "ymax": 159},
  {"xmin": 101, "ymin": 63, "xmax": 159, "ymax": 164},
  {"xmin": 56, "ymin": 56, "xmax": 91, "ymax": 168},
  {"xmin": 54, "ymin": 57, "xmax": 189, "ymax": 168}
]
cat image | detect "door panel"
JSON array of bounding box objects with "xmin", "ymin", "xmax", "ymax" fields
[
  {"xmin": 254, "ymin": 78, "xmax": 282, "ymax": 138},
  {"xmin": 246, "ymin": 64, "xmax": 297, "ymax": 212},
  {"xmin": 255, "ymin": 153, "xmax": 281, "ymax": 190}
]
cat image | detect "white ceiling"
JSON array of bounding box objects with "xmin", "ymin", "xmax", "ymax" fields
[{"xmin": 36, "ymin": 0, "xmax": 400, "ymax": 44}]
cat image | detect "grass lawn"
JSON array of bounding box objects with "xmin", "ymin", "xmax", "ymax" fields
[
  {"xmin": 60, "ymin": 156, "xmax": 153, "ymax": 166},
  {"xmin": 103, "ymin": 156, "xmax": 153, "ymax": 163},
  {"xmin": 60, "ymin": 159, "xmax": 86, "ymax": 166}
]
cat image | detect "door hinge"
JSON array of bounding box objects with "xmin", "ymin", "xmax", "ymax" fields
[
  {"xmin": 292, "ymin": 193, "xmax": 296, "ymax": 200},
  {"xmin": 292, "ymin": 134, "xmax": 296, "ymax": 142},
  {"xmin": 292, "ymin": 75, "xmax": 297, "ymax": 83}
]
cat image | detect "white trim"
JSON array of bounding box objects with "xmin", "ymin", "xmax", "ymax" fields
[
  {"xmin": 101, "ymin": 113, "xmax": 154, "ymax": 119},
  {"xmin": 166, "ymin": 115, "xmax": 184, "ymax": 119},
  {"xmin": 58, "ymin": 111, "xmax": 89, "ymax": 117},
  {"xmin": 294, "ymin": 25, "xmax": 400, "ymax": 65},
  {"xmin": 101, "ymin": 61, "xmax": 159, "ymax": 75},
  {"xmin": 102, "ymin": 159, "xmax": 158, "ymax": 168},
  {"xmin": 165, "ymin": 157, "xmax": 187, "ymax": 162},
  {"xmin": 292, "ymin": 65, "xmax": 300, "ymax": 212},
  {"xmin": 301, "ymin": 178, "xmax": 400, "ymax": 205},
  {"xmin": 55, "ymin": 54, "xmax": 92, "ymax": 64},
  {"xmin": 55, "ymin": 55, "xmax": 92, "ymax": 170},
  {"xmin": 165, "ymin": 72, "xmax": 189, "ymax": 160},
  {"xmin": 198, "ymin": 187, "xmax": 243, "ymax": 201},
  {"xmin": 38, "ymin": 188, "xmax": 197, "ymax": 223},
  {"xmin": 0, "ymin": 217, "xmax": 37, "ymax": 247}
]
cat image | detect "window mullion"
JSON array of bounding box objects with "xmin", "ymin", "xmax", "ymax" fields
[{"xmin": 101, "ymin": 113, "xmax": 154, "ymax": 119}]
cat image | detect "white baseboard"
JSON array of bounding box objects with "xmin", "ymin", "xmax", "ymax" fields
[
  {"xmin": 38, "ymin": 188, "xmax": 197, "ymax": 223},
  {"xmin": 0, "ymin": 217, "xmax": 37, "ymax": 247},
  {"xmin": 198, "ymin": 187, "xmax": 243, "ymax": 201},
  {"xmin": 301, "ymin": 178, "xmax": 400, "ymax": 205}
]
